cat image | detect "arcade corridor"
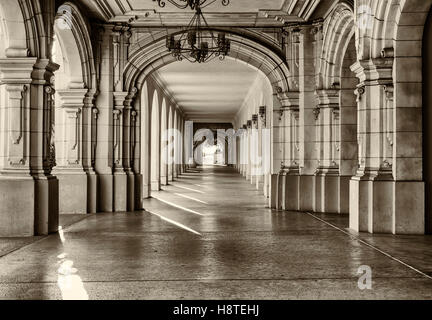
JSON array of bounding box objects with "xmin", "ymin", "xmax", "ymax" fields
[{"xmin": 1, "ymin": 166, "xmax": 432, "ymax": 300}]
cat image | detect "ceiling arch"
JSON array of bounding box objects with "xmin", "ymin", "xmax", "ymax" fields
[{"xmin": 124, "ymin": 29, "xmax": 292, "ymax": 119}]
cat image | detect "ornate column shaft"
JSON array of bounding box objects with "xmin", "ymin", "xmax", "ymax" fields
[
  {"xmin": 314, "ymin": 89, "xmax": 340, "ymax": 214},
  {"xmin": 54, "ymin": 89, "xmax": 88, "ymax": 214},
  {"xmin": 0, "ymin": 58, "xmax": 36, "ymax": 236},
  {"xmin": 112, "ymin": 91, "xmax": 128, "ymax": 211},
  {"xmin": 349, "ymin": 55, "xmax": 423, "ymax": 234}
]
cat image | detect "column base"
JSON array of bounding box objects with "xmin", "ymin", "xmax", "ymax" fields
[
  {"xmin": 285, "ymin": 173, "xmax": 300, "ymax": 211},
  {"xmin": 314, "ymin": 172, "xmax": 341, "ymax": 214},
  {"xmin": 113, "ymin": 172, "xmax": 128, "ymax": 212},
  {"xmin": 134, "ymin": 174, "xmax": 143, "ymax": 210},
  {"xmin": 0, "ymin": 177, "xmax": 36, "ymax": 237},
  {"xmin": 161, "ymin": 176, "xmax": 168, "ymax": 186},
  {"xmin": 313, "ymin": 174, "xmax": 324, "ymax": 213},
  {"xmin": 151, "ymin": 181, "xmax": 161, "ymax": 191},
  {"xmin": 142, "ymin": 183, "xmax": 151, "ymax": 199},
  {"xmin": 299, "ymin": 175, "xmax": 314, "ymax": 212},
  {"xmin": 98, "ymin": 174, "xmax": 113, "ymax": 212},
  {"xmin": 86, "ymin": 171, "xmax": 98, "ymax": 213},
  {"xmin": 34, "ymin": 175, "xmax": 59, "ymax": 236},
  {"xmin": 349, "ymin": 177, "xmax": 425, "ymax": 234},
  {"xmin": 276, "ymin": 173, "xmax": 285, "ymax": 210},
  {"xmin": 263, "ymin": 174, "xmax": 270, "ymax": 198},
  {"xmin": 56, "ymin": 171, "xmax": 87, "ymax": 214},
  {"xmin": 126, "ymin": 171, "xmax": 135, "ymax": 211},
  {"xmin": 269, "ymin": 174, "xmax": 278, "ymax": 209}
]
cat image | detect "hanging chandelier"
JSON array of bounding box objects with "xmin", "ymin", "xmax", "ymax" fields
[
  {"xmin": 153, "ymin": 0, "xmax": 230, "ymax": 10},
  {"xmin": 154, "ymin": 0, "xmax": 231, "ymax": 63}
]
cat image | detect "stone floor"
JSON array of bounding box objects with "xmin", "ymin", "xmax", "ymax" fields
[{"xmin": 0, "ymin": 166, "xmax": 432, "ymax": 300}]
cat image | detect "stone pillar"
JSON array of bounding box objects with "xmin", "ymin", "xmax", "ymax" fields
[
  {"xmin": 173, "ymin": 113, "xmax": 180, "ymax": 178},
  {"xmin": 283, "ymin": 96, "xmax": 301, "ymax": 212},
  {"xmin": 84, "ymin": 93, "xmax": 99, "ymax": 214},
  {"xmin": 260, "ymin": 107, "xmax": 271, "ymax": 198},
  {"xmin": 95, "ymin": 29, "xmax": 115, "ymax": 212},
  {"xmin": 0, "ymin": 58, "xmax": 61, "ymax": 236},
  {"xmin": 160, "ymin": 105, "xmax": 168, "ymax": 186},
  {"xmin": 0, "ymin": 58, "xmax": 37, "ymax": 236},
  {"xmin": 112, "ymin": 92, "xmax": 128, "ymax": 211},
  {"xmin": 132, "ymin": 106, "xmax": 142, "ymax": 210},
  {"xmin": 124, "ymin": 88, "xmax": 138, "ymax": 211},
  {"xmin": 241, "ymin": 127, "xmax": 247, "ymax": 177},
  {"xmin": 54, "ymin": 89, "xmax": 89, "ymax": 214},
  {"xmin": 314, "ymin": 89, "xmax": 340, "ymax": 214},
  {"xmin": 350, "ymin": 56, "xmax": 424, "ymax": 234},
  {"xmin": 253, "ymin": 114, "xmax": 263, "ymax": 189},
  {"xmin": 298, "ymin": 25, "xmax": 317, "ymax": 212},
  {"xmin": 270, "ymin": 95, "xmax": 284, "ymax": 209},
  {"xmin": 167, "ymin": 108, "xmax": 174, "ymax": 181}
]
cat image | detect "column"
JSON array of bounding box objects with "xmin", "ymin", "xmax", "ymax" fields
[
  {"xmin": 298, "ymin": 25, "xmax": 317, "ymax": 212},
  {"xmin": 349, "ymin": 54, "xmax": 424, "ymax": 234},
  {"xmin": 0, "ymin": 58, "xmax": 61, "ymax": 236},
  {"xmin": 314, "ymin": 89, "xmax": 340, "ymax": 214},
  {"xmin": 124, "ymin": 88, "xmax": 138, "ymax": 211},
  {"xmin": 54, "ymin": 89, "xmax": 89, "ymax": 214},
  {"xmin": 283, "ymin": 93, "xmax": 301, "ymax": 211}
]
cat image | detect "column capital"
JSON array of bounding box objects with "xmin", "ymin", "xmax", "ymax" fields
[
  {"xmin": 350, "ymin": 58, "xmax": 393, "ymax": 84},
  {"xmin": 113, "ymin": 91, "xmax": 128, "ymax": 109},
  {"xmin": 57, "ymin": 89, "xmax": 88, "ymax": 109},
  {"xmin": 0, "ymin": 57, "xmax": 37, "ymax": 83},
  {"xmin": 315, "ymin": 89, "xmax": 339, "ymax": 107}
]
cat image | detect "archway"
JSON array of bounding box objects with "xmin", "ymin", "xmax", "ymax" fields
[
  {"xmin": 338, "ymin": 36, "xmax": 358, "ymax": 215},
  {"xmin": 52, "ymin": 2, "xmax": 97, "ymax": 215},
  {"xmin": 0, "ymin": 0, "xmax": 29, "ymax": 58},
  {"xmin": 315, "ymin": 1, "xmax": 357, "ymax": 216},
  {"xmin": 0, "ymin": 0, "xmax": 59, "ymax": 236},
  {"xmin": 351, "ymin": 0, "xmax": 432, "ymax": 234}
]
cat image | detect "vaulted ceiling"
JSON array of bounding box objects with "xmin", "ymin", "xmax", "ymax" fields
[
  {"xmin": 73, "ymin": 0, "xmax": 332, "ymax": 123},
  {"xmin": 156, "ymin": 59, "xmax": 259, "ymax": 123},
  {"xmin": 75, "ymin": 0, "xmax": 325, "ymax": 26}
]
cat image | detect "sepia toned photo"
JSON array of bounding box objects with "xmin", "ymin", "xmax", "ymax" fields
[{"xmin": 0, "ymin": 0, "xmax": 431, "ymax": 305}]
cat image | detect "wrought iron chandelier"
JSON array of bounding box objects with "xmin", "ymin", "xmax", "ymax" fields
[
  {"xmin": 153, "ymin": 0, "xmax": 230, "ymax": 10},
  {"xmin": 154, "ymin": 0, "xmax": 231, "ymax": 63}
]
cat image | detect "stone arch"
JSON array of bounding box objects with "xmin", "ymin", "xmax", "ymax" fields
[
  {"xmin": 355, "ymin": 0, "xmax": 432, "ymax": 179},
  {"xmin": 53, "ymin": 2, "xmax": 97, "ymax": 90},
  {"xmin": 124, "ymin": 29, "xmax": 292, "ymax": 103},
  {"xmin": 319, "ymin": 1, "xmax": 355, "ymax": 89},
  {"xmin": 0, "ymin": 0, "xmax": 28, "ymax": 58},
  {"xmin": 0, "ymin": 0, "xmax": 50, "ymax": 59},
  {"xmin": 51, "ymin": 2, "xmax": 98, "ymax": 215}
]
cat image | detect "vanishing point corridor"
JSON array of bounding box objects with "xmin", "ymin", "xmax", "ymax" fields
[{"xmin": 1, "ymin": 166, "xmax": 432, "ymax": 300}]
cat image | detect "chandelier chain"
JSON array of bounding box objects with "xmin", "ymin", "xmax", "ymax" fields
[
  {"xmin": 153, "ymin": 0, "xmax": 230, "ymax": 10},
  {"xmin": 163, "ymin": 0, "xmax": 231, "ymax": 63}
]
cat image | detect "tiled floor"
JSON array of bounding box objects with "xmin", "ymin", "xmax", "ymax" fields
[{"xmin": 0, "ymin": 166, "xmax": 432, "ymax": 300}]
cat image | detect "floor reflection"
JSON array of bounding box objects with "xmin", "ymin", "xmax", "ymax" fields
[{"xmin": 56, "ymin": 227, "xmax": 89, "ymax": 300}]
